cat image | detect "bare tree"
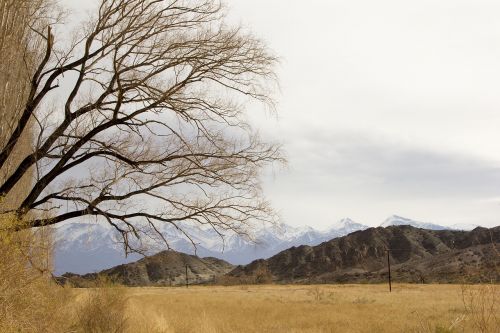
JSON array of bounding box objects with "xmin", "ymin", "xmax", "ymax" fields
[{"xmin": 0, "ymin": 0, "xmax": 282, "ymax": 253}]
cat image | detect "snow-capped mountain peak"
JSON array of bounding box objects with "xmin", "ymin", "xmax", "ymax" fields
[
  {"xmin": 334, "ymin": 218, "xmax": 356, "ymax": 228},
  {"xmin": 380, "ymin": 215, "xmax": 449, "ymax": 230},
  {"xmin": 324, "ymin": 218, "xmax": 369, "ymax": 235},
  {"xmin": 53, "ymin": 218, "xmax": 368, "ymax": 275},
  {"xmin": 448, "ymin": 223, "xmax": 481, "ymax": 231},
  {"xmin": 54, "ymin": 215, "xmax": 485, "ymax": 276}
]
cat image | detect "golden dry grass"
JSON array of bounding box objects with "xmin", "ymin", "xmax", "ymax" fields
[
  {"xmin": 113, "ymin": 283, "xmax": 499, "ymax": 333},
  {"xmin": 0, "ymin": 215, "xmax": 70, "ymax": 333}
]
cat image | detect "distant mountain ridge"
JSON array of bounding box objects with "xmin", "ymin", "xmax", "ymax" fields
[
  {"xmin": 53, "ymin": 218, "xmax": 370, "ymax": 275},
  {"xmin": 380, "ymin": 215, "xmax": 482, "ymax": 231},
  {"xmin": 59, "ymin": 225, "xmax": 500, "ymax": 287},
  {"xmin": 228, "ymin": 225, "xmax": 500, "ymax": 284},
  {"xmin": 53, "ymin": 215, "xmax": 485, "ymax": 275},
  {"xmin": 380, "ymin": 215, "xmax": 451, "ymax": 230}
]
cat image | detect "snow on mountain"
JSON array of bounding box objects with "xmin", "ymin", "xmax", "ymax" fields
[
  {"xmin": 448, "ymin": 223, "xmax": 481, "ymax": 231},
  {"xmin": 54, "ymin": 214, "xmax": 482, "ymax": 275},
  {"xmin": 380, "ymin": 215, "xmax": 450, "ymax": 230},
  {"xmin": 326, "ymin": 218, "xmax": 369, "ymax": 236},
  {"xmin": 52, "ymin": 218, "xmax": 369, "ymax": 275}
]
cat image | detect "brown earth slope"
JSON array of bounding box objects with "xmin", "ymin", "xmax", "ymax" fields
[
  {"xmin": 60, "ymin": 250, "xmax": 234, "ymax": 287},
  {"xmin": 228, "ymin": 225, "xmax": 500, "ymax": 284}
]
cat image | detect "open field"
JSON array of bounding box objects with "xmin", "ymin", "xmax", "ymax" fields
[{"xmin": 77, "ymin": 283, "xmax": 499, "ymax": 333}]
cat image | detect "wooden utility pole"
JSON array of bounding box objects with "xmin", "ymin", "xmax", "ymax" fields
[
  {"xmin": 386, "ymin": 249, "xmax": 392, "ymax": 292},
  {"xmin": 185, "ymin": 265, "xmax": 189, "ymax": 288}
]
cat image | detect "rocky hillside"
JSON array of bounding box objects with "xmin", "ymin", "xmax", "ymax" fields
[
  {"xmin": 60, "ymin": 250, "xmax": 234, "ymax": 287},
  {"xmin": 228, "ymin": 225, "xmax": 500, "ymax": 284}
]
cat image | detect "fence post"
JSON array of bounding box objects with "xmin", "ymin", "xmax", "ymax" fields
[{"xmin": 386, "ymin": 249, "xmax": 392, "ymax": 292}]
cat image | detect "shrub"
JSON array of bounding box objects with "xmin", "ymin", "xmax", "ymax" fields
[
  {"xmin": 0, "ymin": 214, "xmax": 69, "ymax": 332},
  {"xmin": 69, "ymin": 277, "xmax": 129, "ymax": 333},
  {"xmin": 461, "ymin": 284, "xmax": 499, "ymax": 333},
  {"xmin": 0, "ymin": 214, "xmax": 129, "ymax": 332}
]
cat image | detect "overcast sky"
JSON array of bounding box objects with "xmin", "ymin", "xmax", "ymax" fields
[{"xmin": 65, "ymin": 0, "xmax": 500, "ymax": 228}]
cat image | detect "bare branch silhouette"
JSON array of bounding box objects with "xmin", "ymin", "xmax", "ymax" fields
[{"xmin": 0, "ymin": 0, "xmax": 283, "ymax": 253}]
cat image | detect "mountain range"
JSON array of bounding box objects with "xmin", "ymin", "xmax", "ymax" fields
[
  {"xmin": 228, "ymin": 225, "xmax": 500, "ymax": 284},
  {"xmin": 59, "ymin": 225, "xmax": 500, "ymax": 286},
  {"xmin": 52, "ymin": 215, "xmax": 481, "ymax": 275}
]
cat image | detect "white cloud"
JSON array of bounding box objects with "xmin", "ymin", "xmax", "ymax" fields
[
  {"xmin": 61, "ymin": 0, "xmax": 500, "ymax": 228},
  {"xmin": 226, "ymin": 0, "xmax": 500, "ymax": 228}
]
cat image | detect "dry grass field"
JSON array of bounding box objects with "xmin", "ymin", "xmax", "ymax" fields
[{"xmin": 86, "ymin": 283, "xmax": 499, "ymax": 333}]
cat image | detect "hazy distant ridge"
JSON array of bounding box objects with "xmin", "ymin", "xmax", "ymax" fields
[{"xmin": 53, "ymin": 216, "xmax": 481, "ymax": 275}]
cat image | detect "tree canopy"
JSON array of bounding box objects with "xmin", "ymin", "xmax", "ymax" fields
[{"xmin": 0, "ymin": 0, "xmax": 282, "ymax": 253}]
